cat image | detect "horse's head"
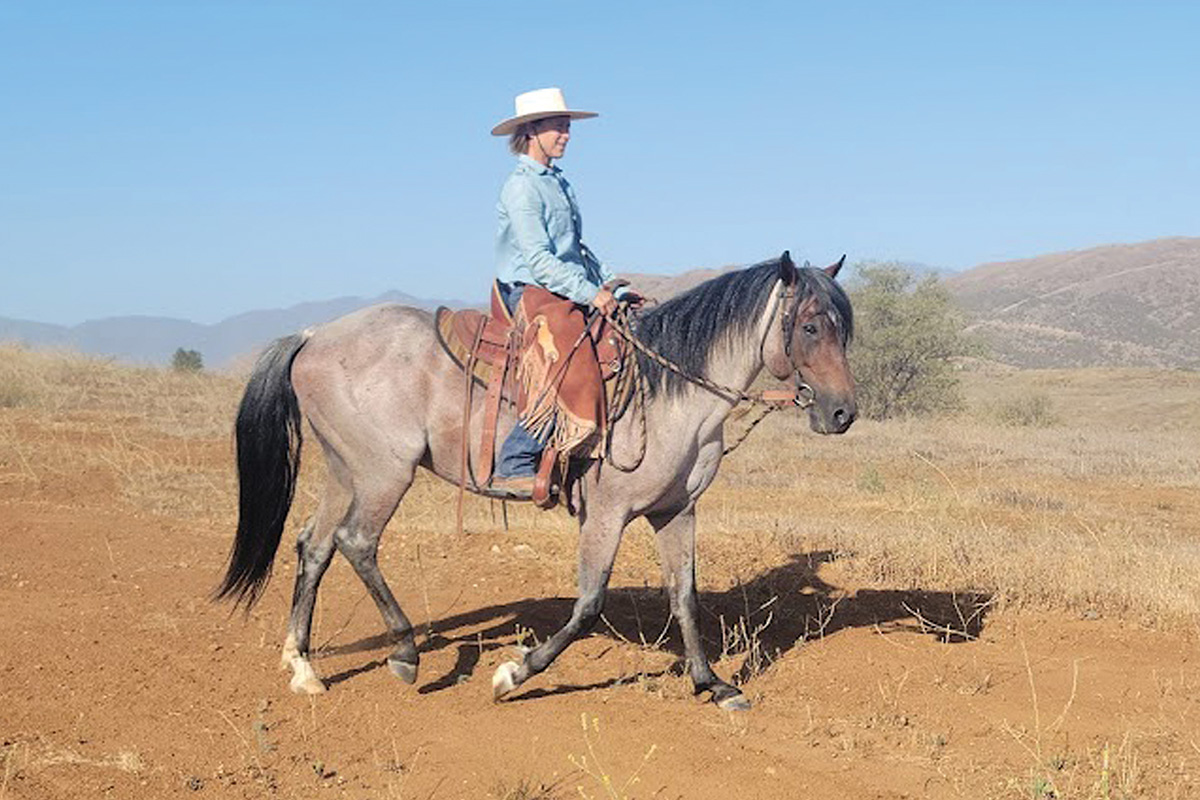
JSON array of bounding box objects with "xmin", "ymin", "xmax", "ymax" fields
[{"xmin": 764, "ymin": 251, "xmax": 857, "ymax": 434}]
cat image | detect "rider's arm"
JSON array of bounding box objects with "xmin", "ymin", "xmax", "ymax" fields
[
  {"xmin": 587, "ymin": 247, "xmax": 628, "ymax": 300},
  {"xmin": 500, "ymin": 178, "xmax": 600, "ymax": 306}
]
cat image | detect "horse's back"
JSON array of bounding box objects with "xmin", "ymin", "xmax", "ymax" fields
[{"xmin": 289, "ymin": 303, "xmax": 457, "ymax": 468}]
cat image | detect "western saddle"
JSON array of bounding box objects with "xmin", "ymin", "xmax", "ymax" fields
[{"xmin": 434, "ymin": 282, "xmax": 629, "ymax": 510}]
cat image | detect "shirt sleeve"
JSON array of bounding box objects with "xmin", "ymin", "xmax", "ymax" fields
[
  {"xmin": 501, "ymin": 178, "xmax": 600, "ymax": 305},
  {"xmin": 586, "ymin": 246, "xmax": 628, "ymax": 299}
]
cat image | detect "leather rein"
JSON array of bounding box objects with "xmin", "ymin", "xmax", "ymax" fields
[
  {"xmin": 600, "ymin": 278, "xmax": 816, "ymax": 459},
  {"xmin": 603, "ymin": 278, "xmax": 816, "ymax": 411}
]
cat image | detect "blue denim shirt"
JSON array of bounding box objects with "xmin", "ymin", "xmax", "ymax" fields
[{"xmin": 496, "ymin": 155, "xmax": 617, "ymax": 306}]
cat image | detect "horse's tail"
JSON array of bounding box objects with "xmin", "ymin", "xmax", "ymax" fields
[{"xmin": 215, "ymin": 332, "xmax": 310, "ymax": 610}]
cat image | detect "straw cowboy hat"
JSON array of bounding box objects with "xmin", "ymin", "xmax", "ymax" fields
[{"xmin": 491, "ymin": 87, "xmax": 598, "ymax": 136}]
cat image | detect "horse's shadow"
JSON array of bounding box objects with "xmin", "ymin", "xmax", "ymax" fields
[{"xmin": 319, "ymin": 551, "xmax": 993, "ymax": 695}]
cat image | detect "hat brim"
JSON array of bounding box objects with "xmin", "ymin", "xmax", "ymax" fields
[{"xmin": 491, "ymin": 109, "xmax": 598, "ymax": 136}]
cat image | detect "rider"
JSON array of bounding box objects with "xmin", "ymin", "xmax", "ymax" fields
[{"xmin": 490, "ymin": 87, "xmax": 640, "ymax": 494}]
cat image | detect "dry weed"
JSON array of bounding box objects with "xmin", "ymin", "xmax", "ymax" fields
[
  {"xmin": 567, "ymin": 714, "xmax": 657, "ymax": 800},
  {"xmin": 3, "ymin": 347, "xmax": 1198, "ymax": 630}
]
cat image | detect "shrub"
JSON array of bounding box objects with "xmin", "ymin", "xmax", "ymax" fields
[
  {"xmin": 993, "ymin": 393, "xmax": 1058, "ymax": 427},
  {"xmin": 847, "ymin": 264, "xmax": 981, "ymax": 420},
  {"xmin": 0, "ymin": 376, "xmax": 36, "ymax": 408},
  {"xmin": 171, "ymin": 348, "xmax": 203, "ymax": 373}
]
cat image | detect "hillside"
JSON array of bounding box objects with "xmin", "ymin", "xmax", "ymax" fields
[
  {"xmin": 6, "ymin": 236, "xmax": 1196, "ymax": 371},
  {"xmin": 0, "ymin": 290, "xmax": 466, "ymax": 368},
  {"xmin": 0, "ymin": 257, "xmax": 860, "ymax": 367},
  {"xmin": 946, "ymin": 237, "xmax": 1200, "ymax": 369}
]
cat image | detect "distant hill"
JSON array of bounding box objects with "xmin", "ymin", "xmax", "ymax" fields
[
  {"xmin": 30, "ymin": 235, "xmax": 1198, "ymax": 374},
  {"xmin": 1, "ymin": 255, "xmax": 922, "ymax": 368},
  {"xmin": 0, "ymin": 290, "xmax": 467, "ymax": 368},
  {"xmin": 945, "ymin": 237, "xmax": 1200, "ymax": 369}
]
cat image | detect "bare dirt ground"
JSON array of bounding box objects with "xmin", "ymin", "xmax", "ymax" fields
[{"xmin": 2, "ymin": 353, "xmax": 1199, "ymax": 799}]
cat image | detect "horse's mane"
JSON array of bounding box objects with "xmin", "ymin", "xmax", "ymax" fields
[{"xmin": 633, "ymin": 257, "xmax": 853, "ymax": 398}]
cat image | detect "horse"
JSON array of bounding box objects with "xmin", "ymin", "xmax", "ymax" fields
[{"xmin": 216, "ymin": 251, "xmax": 856, "ymax": 710}]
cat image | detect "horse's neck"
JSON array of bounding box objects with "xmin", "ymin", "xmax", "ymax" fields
[
  {"xmin": 647, "ymin": 280, "xmax": 780, "ymax": 426},
  {"xmin": 705, "ymin": 278, "xmax": 780, "ymax": 397}
]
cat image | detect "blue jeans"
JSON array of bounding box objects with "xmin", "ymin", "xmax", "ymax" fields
[
  {"xmin": 494, "ymin": 281, "xmax": 552, "ymax": 478},
  {"xmin": 496, "ymin": 421, "xmax": 545, "ymax": 478}
]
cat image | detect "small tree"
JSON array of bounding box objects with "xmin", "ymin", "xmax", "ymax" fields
[
  {"xmin": 171, "ymin": 347, "xmax": 204, "ymax": 373},
  {"xmin": 848, "ymin": 263, "xmax": 980, "ymax": 420}
]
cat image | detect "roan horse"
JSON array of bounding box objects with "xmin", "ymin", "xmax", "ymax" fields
[{"xmin": 217, "ymin": 252, "xmax": 855, "ymax": 710}]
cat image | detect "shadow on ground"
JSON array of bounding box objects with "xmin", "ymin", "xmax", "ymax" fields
[{"xmin": 317, "ymin": 551, "xmax": 993, "ymax": 696}]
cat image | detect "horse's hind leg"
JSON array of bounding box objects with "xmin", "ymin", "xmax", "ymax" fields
[
  {"xmin": 281, "ymin": 474, "xmax": 348, "ymax": 694},
  {"xmin": 648, "ymin": 505, "xmax": 749, "ymax": 710},
  {"xmin": 492, "ymin": 507, "xmax": 625, "ymax": 699},
  {"xmin": 332, "ymin": 468, "xmax": 421, "ymax": 684}
]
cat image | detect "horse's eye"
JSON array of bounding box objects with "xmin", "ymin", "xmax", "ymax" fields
[{"xmin": 802, "ymin": 323, "xmax": 818, "ymax": 336}]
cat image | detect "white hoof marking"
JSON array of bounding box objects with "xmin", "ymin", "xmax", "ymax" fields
[
  {"xmin": 492, "ymin": 661, "xmax": 520, "ymax": 701},
  {"xmin": 280, "ymin": 634, "xmax": 300, "ymax": 671},
  {"xmin": 288, "ymin": 658, "xmax": 326, "ymax": 695}
]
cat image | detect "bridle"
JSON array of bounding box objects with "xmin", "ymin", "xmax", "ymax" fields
[
  {"xmin": 603, "ymin": 280, "xmax": 816, "ymax": 411},
  {"xmin": 755, "ymin": 277, "xmax": 817, "ymax": 408},
  {"xmin": 597, "ymin": 276, "xmax": 823, "ymax": 464}
]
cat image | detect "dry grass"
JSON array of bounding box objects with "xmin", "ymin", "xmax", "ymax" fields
[
  {"xmin": 2, "ymin": 342, "xmax": 1198, "ymax": 628},
  {"xmin": 2, "ymin": 344, "xmax": 1198, "ymax": 798},
  {"xmin": 710, "ymin": 366, "xmax": 1200, "ymax": 626},
  {"xmin": 0, "ymin": 342, "xmax": 242, "ymax": 520}
]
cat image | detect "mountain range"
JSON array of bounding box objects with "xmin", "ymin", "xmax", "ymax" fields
[
  {"xmin": 3, "ymin": 238, "xmax": 1196, "ymax": 370},
  {"xmin": 0, "ymin": 291, "xmax": 468, "ymax": 368},
  {"xmin": 946, "ymin": 237, "xmax": 1200, "ymax": 369}
]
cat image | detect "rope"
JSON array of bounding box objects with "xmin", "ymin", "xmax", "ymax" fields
[
  {"xmin": 603, "ymin": 309, "xmax": 766, "ymax": 405},
  {"xmin": 600, "ymin": 303, "xmax": 814, "ymax": 461}
]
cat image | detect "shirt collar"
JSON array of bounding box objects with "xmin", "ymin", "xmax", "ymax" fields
[{"xmin": 517, "ymin": 154, "xmax": 560, "ymax": 175}]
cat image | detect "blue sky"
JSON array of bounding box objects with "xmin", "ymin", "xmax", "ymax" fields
[{"xmin": 2, "ymin": 1, "xmax": 1197, "ymax": 325}]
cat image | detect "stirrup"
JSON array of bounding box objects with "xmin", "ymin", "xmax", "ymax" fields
[{"xmin": 532, "ymin": 448, "xmax": 560, "ymax": 509}]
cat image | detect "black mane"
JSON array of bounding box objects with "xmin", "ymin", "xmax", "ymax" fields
[{"xmin": 633, "ymin": 257, "xmax": 853, "ymax": 397}]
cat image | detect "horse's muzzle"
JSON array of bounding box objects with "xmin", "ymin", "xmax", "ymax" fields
[{"xmin": 809, "ymin": 396, "xmax": 857, "ymax": 435}]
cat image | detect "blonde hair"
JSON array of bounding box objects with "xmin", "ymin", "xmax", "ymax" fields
[{"xmin": 507, "ymin": 121, "xmax": 536, "ymax": 156}]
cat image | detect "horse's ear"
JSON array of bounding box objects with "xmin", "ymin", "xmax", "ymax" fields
[
  {"xmin": 778, "ymin": 251, "xmax": 798, "ymax": 285},
  {"xmin": 824, "ymin": 254, "xmax": 847, "ymax": 279}
]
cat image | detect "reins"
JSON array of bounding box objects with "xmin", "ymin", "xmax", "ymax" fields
[{"xmin": 601, "ymin": 280, "xmax": 815, "ymax": 460}]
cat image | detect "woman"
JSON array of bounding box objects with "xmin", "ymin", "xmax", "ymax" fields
[{"xmin": 490, "ymin": 87, "xmax": 639, "ymax": 495}]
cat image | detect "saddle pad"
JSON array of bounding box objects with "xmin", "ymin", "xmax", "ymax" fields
[{"xmin": 438, "ymin": 304, "xmax": 531, "ymax": 388}]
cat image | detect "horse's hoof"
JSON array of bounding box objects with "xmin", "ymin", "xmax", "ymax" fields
[
  {"xmin": 716, "ymin": 692, "xmax": 751, "ymax": 711},
  {"xmin": 492, "ymin": 661, "xmax": 520, "ymax": 701},
  {"xmin": 288, "ymin": 659, "xmax": 326, "ymax": 695},
  {"xmin": 289, "ymin": 675, "xmax": 327, "ymax": 695},
  {"xmin": 387, "ymin": 657, "xmax": 418, "ymax": 685}
]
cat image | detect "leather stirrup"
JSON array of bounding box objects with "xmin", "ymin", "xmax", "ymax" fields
[{"xmin": 532, "ymin": 447, "xmax": 559, "ymax": 510}]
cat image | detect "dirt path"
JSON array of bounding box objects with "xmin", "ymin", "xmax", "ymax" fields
[{"xmin": 3, "ymin": 489, "xmax": 1198, "ymax": 800}]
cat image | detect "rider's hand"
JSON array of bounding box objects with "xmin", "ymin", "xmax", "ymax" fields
[{"xmin": 591, "ymin": 287, "xmax": 618, "ymax": 315}]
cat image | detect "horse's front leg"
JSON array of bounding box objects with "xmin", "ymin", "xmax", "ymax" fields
[
  {"xmin": 648, "ymin": 504, "xmax": 750, "ymax": 710},
  {"xmin": 492, "ymin": 507, "xmax": 626, "ymax": 700}
]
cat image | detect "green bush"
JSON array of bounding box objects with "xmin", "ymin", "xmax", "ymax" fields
[
  {"xmin": 171, "ymin": 348, "xmax": 204, "ymax": 373},
  {"xmin": 848, "ymin": 263, "xmax": 981, "ymax": 420}
]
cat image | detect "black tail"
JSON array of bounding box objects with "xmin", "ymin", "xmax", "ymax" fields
[{"xmin": 215, "ymin": 333, "xmax": 309, "ymax": 610}]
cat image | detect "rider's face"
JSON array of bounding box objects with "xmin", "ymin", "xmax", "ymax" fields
[{"xmin": 529, "ymin": 116, "xmax": 571, "ymax": 164}]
